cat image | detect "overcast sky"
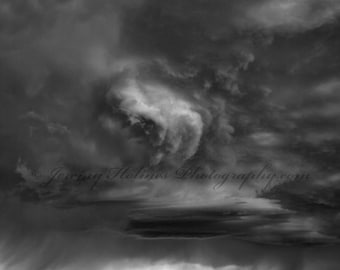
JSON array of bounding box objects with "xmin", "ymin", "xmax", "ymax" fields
[{"xmin": 1, "ymin": 0, "xmax": 340, "ymax": 269}]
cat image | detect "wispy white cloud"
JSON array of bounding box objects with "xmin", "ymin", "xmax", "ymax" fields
[{"xmin": 243, "ymin": 0, "xmax": 340, "ymax": 31}]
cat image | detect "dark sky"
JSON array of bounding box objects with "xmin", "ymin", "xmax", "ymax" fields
[{"xmin": 1, "ymin": 0, "xmax": 340, "ymax": 269}]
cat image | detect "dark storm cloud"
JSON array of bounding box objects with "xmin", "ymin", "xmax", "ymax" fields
[
  {"xmin": 1, "ymin": 0, "xmax": 339, "ymax": 176},
  {"xmin": 0, "ymin": 0, "xmax": 153, "ymax": 180},
  {"xmin": 1, "ymin": 0, "xmax": 340, "ymax": 269}
]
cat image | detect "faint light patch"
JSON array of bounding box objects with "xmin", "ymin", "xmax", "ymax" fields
[
  {"xmin": 245, "ymin": 0, "xmax": 340, "ymax": 31},
  {"xmin": 100, "ymin": 260, "xmax": 250, "ymax": 270},
  {"xmin": 139, "ymin": 195, "xmax": 285, "ymax": 214},
  {"xmin": 15, "ymin": 158, "xmax": 42, "ymax": 188},
  {"xmin": 304, "ymin": 131, "xmax": 339, "ymax": 145},
  {"xmin": 314, "ymin": 79, "xmax": 340, "ymax": 96},
  {"xmin": 328, "ymin": 173, "xmax": 340, "ymax": 183},
  {"xmin": 20, "ymin": 111, "xmax": 70, "ymax": 136},
  {"xmin": 317, "ymin": 104, "xmax": 340, "ymax": 117},
  {"xmin": 255, "ymin": 216, "xmax": 331, "ymax": 240},
  {"xmin": 322, "ymin": 173, "xmax": 340, "ymax": 186},
  {"xmin": 278, "ymin": 217, "xmax": 321, "ymax": 232},
  {"xmin": 291, "ymin": 102, "xmax": 340, "ymax": 118},
  {"xmin": 250, "ymin": 132, "xmax": 282, "ymax": 146}
]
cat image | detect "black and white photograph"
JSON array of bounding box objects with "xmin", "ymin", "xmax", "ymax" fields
[{"xmin": 1, "ymin": 0, "xmax": 340, "ymax": 269}]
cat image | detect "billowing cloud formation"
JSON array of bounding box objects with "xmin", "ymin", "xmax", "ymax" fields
[
  {"xmin": 110, "ymin": 79, "xmax": 204, "ymax": 165},
  {"xmin": 1, "ymin": 0, "xmax": 339, "ymax": 175},
  {"xmin": 0, "ymin": 0, "xmax": 339, "ymax": 224},
  {"xmin": 1, "ymin": 0, "xmax": 340, "ymax": 269}
]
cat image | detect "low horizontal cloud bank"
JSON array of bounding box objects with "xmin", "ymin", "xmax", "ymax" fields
[{"xmin": 1, "ymin": 218, "xmax": 340, "ymax": 270}]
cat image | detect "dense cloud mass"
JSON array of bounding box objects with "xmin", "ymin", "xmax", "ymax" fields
[{"xmin": 1, "ymin": 0, "xmax": 340, "ymax": 269}]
